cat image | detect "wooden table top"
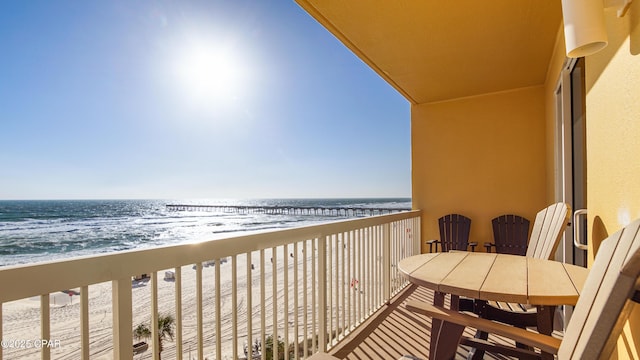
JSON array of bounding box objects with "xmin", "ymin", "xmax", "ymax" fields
[{"xmin": 398, "ymin": 252, "xmax": 589, "ymax": 305}]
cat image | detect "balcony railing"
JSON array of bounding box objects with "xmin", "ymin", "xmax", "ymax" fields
[{"xmin": 0, "ymin": 210, "xmax": 421, "ymax": 360}]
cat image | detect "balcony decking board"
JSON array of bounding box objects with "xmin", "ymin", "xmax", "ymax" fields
[{"xmin": 329, "ymin": 284, "xmax": 517, "ymax": 360}]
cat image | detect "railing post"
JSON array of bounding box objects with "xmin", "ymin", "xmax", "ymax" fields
[
  {"xmin": 80, "ymin": 285, "xmax": 89, "ymax": 360},
  {"xmin": 174, "ymin": 267, "xmax": 183, "ymax": 360},
  {"xmin": 112, "ymin": 277, "xmax": 133, "ymax": 360},
  {"xmin": 318, "ymin": 234, "xmax": 327, "ymax": 352},
  {"xmin": 246, "ymin": 253, "xmax": 252, "ymax": 360},
  {"xmin": 260, "ymin": 249, "xmax": 266, "ymax": 360},
  {"xmin": 0, "ymin": 303, "xmax": 3, "ymax": 360},
  {"xmin": 196, "ymin": 263, "xmax": 204, "ymax": 360},
  {"xmin": 383, "ymin": 223, "xmax": 391, "ymax": 304},
  {"xmin": 232, "ymin": 255, "xmax": 238, "ymax": 360},
  {"xmin": 40, "ymin": 294, "xmax": 50, "ymax": 360},
  {"xmin": 272, "ymin": 247, "xmax": 279, "ymax": 360},
  {"xmin": 415, "ymin": 216, "xmax": 422, "ymax": 255},
  {"xmin": 303, "ymin": 242, "xmax": 309, "ymax": 357},
  {"xmin": 0, "ymin": 303, "xmax": 4, "ymax": 360},
  {"xmin": 151, "ymin": 272, "xmax": 159, "ymax": 360}
]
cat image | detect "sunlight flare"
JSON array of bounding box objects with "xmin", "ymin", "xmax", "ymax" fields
[{"xmin": 173, "ymin": 36, "xmax": 249, "ymax": 108}]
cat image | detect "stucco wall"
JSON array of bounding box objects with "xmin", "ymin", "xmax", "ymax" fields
[
  {"xmin": 587, "ymin": 6, "xmax": 640, "ymax": 254},
  {"xmin": 585, "ymin": 3, "xmax": 640, "ymax": 359},
  {"xmin": 543, "ymin": 3, "xmax": 640, "ymax": 358},
  {"xmin": 411, "ymin": 87, "xmax": 547, "ymax": 252}
]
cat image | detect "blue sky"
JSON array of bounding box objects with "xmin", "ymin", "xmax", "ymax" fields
[{"xmin": 0, "ymin": 1, "xmax": 410, "ymax": 200}]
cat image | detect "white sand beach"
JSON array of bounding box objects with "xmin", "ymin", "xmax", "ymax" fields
[{"xmin": 2, "ymin": 247, "xmax": 322, "ymax": 360}]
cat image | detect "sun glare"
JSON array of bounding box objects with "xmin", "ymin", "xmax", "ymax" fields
[{"xmin": 173, "ymin": 37, "xmax": 249, "ymax": 108}]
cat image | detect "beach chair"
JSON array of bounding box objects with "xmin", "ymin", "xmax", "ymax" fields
[
  {"xmin": 486, "ymin": 203, "xmax": 571, "ymax": 257},
  {"xmin": 524, "ymin": 202, "xmax": 572, "ymax": 260},
  {"xmin": 426, "ymin": 214, "xmax": 477, "ymax": 253},
  {"xmin": 464, "ymin": 203, "xmax": 570, "ymax": 358},
  {"xmin": 133, "ymin": 273, "xmax": 150, "ymax": 281},
  {"xmin": 407, "ymin": 217, "xmax": 640, "ymax": 360},
  {"xmin": 164, "ymin": 271, "xmax": 175, "ymax": 281},
  {"xmin": 484, "ymin": 214, "xmax": 530, "ymax": 255}
]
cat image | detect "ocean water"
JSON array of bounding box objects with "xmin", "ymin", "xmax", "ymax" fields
[{"xmin": 0, "ymin": 198, "xmax": 411, "ymax": 267}]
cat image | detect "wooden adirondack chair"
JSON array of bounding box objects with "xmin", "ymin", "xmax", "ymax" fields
[
  {"xmin": 465, "ymin": 203, "xmax": 570, "ymax": 358},
  {"xmin": 484, "ymin": 214, "xmax": 530, "ymax": 255},
  {"xmin": 407, "ymin": 217, "xmax": 640, "ymax": 360},
  {"xmin": 525, "ymin": 202, "xmax": 571, "ymax": 260},
  {"xmin": 426, "ymin": 214, "xmax": 477, "ymax": 253},
  {"xmin": 485, "ymin": 203, "xmax": 571, "ymax": 256}
]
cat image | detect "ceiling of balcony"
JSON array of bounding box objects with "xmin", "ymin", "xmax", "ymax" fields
[{"xmin": 295, "ymin": 0, "xmax": 563, "ymax": 104}]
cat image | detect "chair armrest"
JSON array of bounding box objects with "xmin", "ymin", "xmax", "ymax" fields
[
  {"xmin": 484, "ymin": 243, "xmax": 495, "ymax": 253},
  {"xmin": 426, "ymin": 239, "xmax": 439, "ymax": 253},
  {"xmin": 469, "ymin": 242, "xmax": 478, "ymax": 252},
  {"xmin": 405, "ymin": 300, "xmax": 561, "ymax": 355}
]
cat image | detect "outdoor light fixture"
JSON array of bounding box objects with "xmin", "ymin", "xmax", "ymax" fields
[{"xmin": 561, "ymin": 0, "xmax": 633, "ymax": 58}]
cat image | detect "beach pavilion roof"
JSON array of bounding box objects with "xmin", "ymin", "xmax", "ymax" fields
[{"xmin": 295, "ymin": 0, "xmax": 563, "ymax": 104}]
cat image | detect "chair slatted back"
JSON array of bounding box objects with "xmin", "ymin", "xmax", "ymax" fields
[
  {"xmin": 439, "ymin": 214, "xmax": 472, "ymax": 252},
  {"xmin": 492, "ymin": 214, "xmax": 530, "ymax": 255},
  {"xmin": 558, "ymin": 218, "xmax": 640, "ymax": 359},
  {"xmin": 526, "ymin": 203, "xmax": 571, "ymax": 260}
]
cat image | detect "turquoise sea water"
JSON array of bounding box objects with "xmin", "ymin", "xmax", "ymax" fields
[{"xmin": 0, "ymin": 198, "xmax": 410, "ymax": 266}]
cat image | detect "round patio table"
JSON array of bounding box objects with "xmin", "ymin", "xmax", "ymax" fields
[{"xmin": 398, "ymin": 251, "xmax": 589, "ymax": 360}]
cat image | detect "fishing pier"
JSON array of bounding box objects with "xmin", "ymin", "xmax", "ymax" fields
[{"xmin": 166, "ymin": 204, "xmax": 411, "ymax": 217}]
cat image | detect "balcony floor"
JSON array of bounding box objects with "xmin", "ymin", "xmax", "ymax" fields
[{"xmin": 329, "ymin": 284, "xmax": 525, "ymax": 360}]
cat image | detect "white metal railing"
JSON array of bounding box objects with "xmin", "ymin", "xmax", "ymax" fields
[{"xmin": 0, "ymin": 210, "xmax": 421, "ymax": 360}]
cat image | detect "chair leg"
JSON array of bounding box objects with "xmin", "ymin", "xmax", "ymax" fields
[
  {"xmin": 536, "ymin": 305, "xmax": 556, "ymax": 360},
  {"xmin": 467, "ymin": 300, "xmax": 488, "ymax": 360},
  {"xmin": 430, "ymin": 291, "xmax": 446, "ymax": 355},
  {"xmin": 468, "ymin": 300, "xmax": 542, "ymax": 357},
  {"xmin": 467, "ymin": 330, "xmax": 489, "ymax": 360},
  {"xmin": 431, "ymin": 321, "xmax": 466, "ymax": 360},
  {"xmin": 429, "ymin": 294, "xmax": 466, "ymax": 360}
]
